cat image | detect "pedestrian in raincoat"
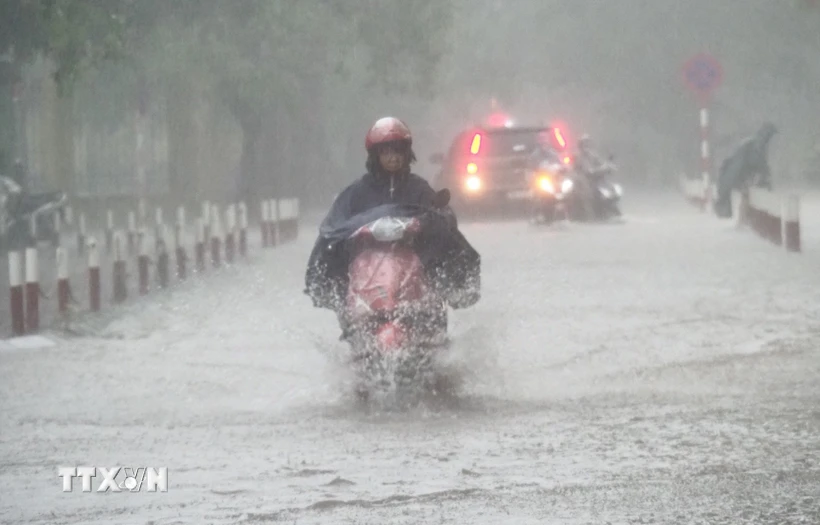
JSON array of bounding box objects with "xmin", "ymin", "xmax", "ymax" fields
[{"xmin": 713, "ymin": 122, "xmax": 777, "ymax": 218}]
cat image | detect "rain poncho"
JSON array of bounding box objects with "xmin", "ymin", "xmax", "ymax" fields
[
  {"xmin": 304, "ymin": 202, "xmax": 480, "ymax": 313},
  {"xmin": 714, "ymin": 123, "xmax": 777, "ymax": 218}
]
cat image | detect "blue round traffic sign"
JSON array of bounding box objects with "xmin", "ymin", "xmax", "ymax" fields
[{"xmin": 683, "ymin": 53, "xmax": 723, "ymax": 99}]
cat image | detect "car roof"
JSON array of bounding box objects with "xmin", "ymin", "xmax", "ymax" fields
[{"xmin": 468, "ymin": 126, "xmax": 552, "ymax": 134}]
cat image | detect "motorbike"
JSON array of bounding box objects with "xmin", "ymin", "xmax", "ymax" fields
[
  {"xmin": 528, "ymin": 159, "xmax": 575, "ymax": 225},
  {"xmin": 343, "ymin": 190, "xmax": 456, "ymax": 399},
  {"xmin": 0, "ymin": 176, "xmax": 67, "ymax": 252},
  {"xmin": 568, "ymin": 155, "xmax": 623, "ymax": 222},
  {"xmin": 586, "ymin": 158, "xmax": 623, "ymax": 220},
  {"xmin": 306, "ymin": 189, "xmax": 480, "ymax": 404}
]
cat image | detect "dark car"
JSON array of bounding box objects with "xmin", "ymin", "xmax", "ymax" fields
[{"xmin": 430, "ymin": 125, "xmax": 569, "ymax": 216}]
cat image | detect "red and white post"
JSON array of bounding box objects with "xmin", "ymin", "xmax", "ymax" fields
[
  {"xmin": 261, "ymin": 200, "xmax": 270, "ymax": 248},
  {"xmin": 154, "ymin": 207, "xmax": 164, "ymax": 248},
  {"xmin": 127, "ymin": 211, "xmax": 137, "ymax": 255},
  {"xmin": 113, "ymin": 232, "xmax": 127, "ymax": 303},
  {"xmin": 156, "ymin": 224, "xmax": 170, "ymax": 289},
  {"xmin": 278, "ymin": 198, "xmax": 299, "ymax": 241},
  {"xmin": 77, "ymin": 213, "xmax": 87, "ymax": 256},
  {"xmin": 28, "ymin": 215, "xmax": 37, "ymax": 247},
  {"xmin": 195, "ymin": 218, "xmax": 205, "ymax": 273},
  {"xmin": 88, "ymin": 238, "xmax": 101, "ymax": 312},
  {"xmin": 225, "ymin": 204, "xmax": 236, "ymax": 264},
  {"xmin": 138, "ymin": 230, "xmax": 150, "ymax": 295},
  {"xmin": 57, "ymin": 247, "xmax": 70, "ymax": 315},
  {"xmin": 202, "ymin": 201, "xmax": 211, "ymax": 245},
  {"xmin": 699, "ymin": 107, "xmax": 712, "ymax": 211},
  {"xmin": 268, "ymin": 198, "xmax": 279, "ymax": 246},
  {"xmin": 25, "ymin": 247, "xmax": 39, "ymax": 332},
  {"xmin": 210, "ymin": 204, "xmax": 222, "ymax": 268},
  {"xmin": 175, "ymin": 206, "xmax": 187, "ymax": 280},
  {"xmin": 8, "ymin": 251, "xmax": 24, "ymax": 336},
  {"xmin": 238, "ymin": 202, "xmax": 248, "ymax": 257},
  {"xmin": 105, "ymin": 209, "xmax": 114, "ymax": 253}
]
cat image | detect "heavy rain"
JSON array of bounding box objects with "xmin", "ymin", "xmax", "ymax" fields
[{"xmin": 1, "ymin": 1, "xmax": 819, "ymax": 523}]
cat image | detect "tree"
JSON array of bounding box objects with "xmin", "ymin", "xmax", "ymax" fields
[
  {"xmin": 0, "ymin": 0, "xmax": 138, "ymax": 90},
  {"xmin": 136, "ymin": 0, "xmax": 455, "ymax": 203},
  {"xmin": 1, "ymin": 0, "xmax": 456, "ymax": 200}
]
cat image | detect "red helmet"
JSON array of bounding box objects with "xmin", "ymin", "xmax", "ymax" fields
[{"xmin": 365, "ymin": 117, "xmax": 412, "ymax": 152}]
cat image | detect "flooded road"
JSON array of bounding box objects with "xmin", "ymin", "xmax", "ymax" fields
[{"xmin": 1, "ymin": 192, "xmax": 818, "ymax": 524}]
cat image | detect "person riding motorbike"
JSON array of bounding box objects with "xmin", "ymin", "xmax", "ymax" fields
[
  {"xmin": 713, "ymin": 122, "xmax": 777, "ymax": 218},
  {"xmin": 304, "ymin": 117, "xmax": 474, "ymax": 341}
]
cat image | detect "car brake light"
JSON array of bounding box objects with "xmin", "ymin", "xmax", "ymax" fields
[
  {"xmin": 470, "ymin": 133, "xmax": 481, "ymax": 154},
  {"xmin": 466, "ymin": 162, "xmax": 478, "ymax": 174},
  {"xmin": 553, "ymin": 128, "xmax": 566, "ymax": 148}
]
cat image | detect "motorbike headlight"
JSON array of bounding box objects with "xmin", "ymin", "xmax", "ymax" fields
[{"xmin": 561, "ymin": 178, "xmax": 574, "ymax": 193}]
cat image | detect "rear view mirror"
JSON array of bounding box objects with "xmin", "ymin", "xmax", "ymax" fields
[
  {"xmin": 432, "ymin": 188, "xmax": 451, "ymax": 208},
  {"xmin": 429, "ymin": 152, "xmax": 445, "ymax": 165}
]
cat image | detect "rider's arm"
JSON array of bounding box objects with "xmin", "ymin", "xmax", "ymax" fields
[
  {"xmin": 416, "ymin": 176, "xmax": 458, "ymax": 229},
  {"xmin": 319, "ymin": 183, "xmax": 358, "ymax": 232}
]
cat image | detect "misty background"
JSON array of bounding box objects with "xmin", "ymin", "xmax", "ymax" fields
[{"xmin": 2, "ymin": 0, "xmax": 819, "ymax": 210}]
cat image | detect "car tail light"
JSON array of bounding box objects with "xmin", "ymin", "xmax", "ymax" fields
[
  {"xmin": 469, "ymin": 133, "xmax": 482, "ymax": 154},
  {"xmin": 553, "ymin": 128, "xmax": 567, "ymax": 149}
]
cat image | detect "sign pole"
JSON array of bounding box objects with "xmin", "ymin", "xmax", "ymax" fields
[
  {"xmin": 682, "ymin": 52, "xmax": 722, "ymax": 214},
  {"xmin": 699, "ymin": 105, "xmax": 711, "ymax": 211}
]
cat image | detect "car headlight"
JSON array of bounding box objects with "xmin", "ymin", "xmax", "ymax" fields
[
  {"xmin": 613, "ymin": 183, "xmax": 623, "ymax": 197},
  {"xmin": 561, "ymin": 178, "xmax": 574, "ymax": 193},
  {"xmin": 465, "ymin": 176, "xmax": 482, "ymax": 192},
  {"xmin": 599, "ymin": 187, "xmax": 612, "ymax": 198},
  {"xmin": 537, "ymin": 176, "xmax": 555, "ymax": 194}
]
